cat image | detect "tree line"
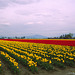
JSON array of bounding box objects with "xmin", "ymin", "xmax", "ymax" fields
[
  {"xmin": 0, "ymin": 33, "xmax": 75, "ymax": 39},
  {"xmin": 48, "ymin": 33, "xmax": 75, "ymax": 39}
]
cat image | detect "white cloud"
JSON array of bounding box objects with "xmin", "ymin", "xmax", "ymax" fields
[
  {"xmin": 0, "ymin": 22, "xmax": 10, "ymax": 26},
  {"xmin": 25, "ymin": 21, "xmax": 43, "ymax": 25},
  {"xmin": 26, "ymin": 22, "xmax": 34, "ymax": 25},
  {"xmin": 36, "ymin": 21, "xmax": 43, "ymax": 24}
]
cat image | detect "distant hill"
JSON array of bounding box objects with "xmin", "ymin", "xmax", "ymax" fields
[
  {"xmin": 0, "ymin": 33, "xmax": 75, "ymax": 39},
  {"xmin": 25, "ymin": 34, "xmax": 48, "ymax": 39}
]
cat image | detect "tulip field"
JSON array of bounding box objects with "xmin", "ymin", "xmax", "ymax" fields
[{"xmin": 0, "ymin": 39, "xmax": 75, "ymax": 75}]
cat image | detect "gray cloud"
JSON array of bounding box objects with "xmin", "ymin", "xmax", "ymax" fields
[
  {"xmin": 11, "ymin": 0, "xmax": 40, "ymax": 4},
  {"xmin": 0, "ymin": 0, "xmax": 40, "ymax": 9},
  {"xmin": 15, "ymin": 10, "xmax": 33, "ymax": 16},
  {"xmin": 0, "ymin": 0, "xmax": 9, "ymax": 8}
]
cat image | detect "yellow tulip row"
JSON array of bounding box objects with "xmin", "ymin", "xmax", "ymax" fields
[
  {"xmin": 3, "ymin": 44, "xmax": 52, "ymax": 64},
  {"xmin": 0, "ymin": 45, "xmax": 37, "ymax": 67},
  {"xmin": 0, "ymin": 51, "xmax": 19, "ymax": 68},
  {"xmin": 0, "ymin": 61, "xmax": 2, "ymax": 73},
  {"xmin": 0, "ymin": 61, "xmax": 1, "ymax": 67}
]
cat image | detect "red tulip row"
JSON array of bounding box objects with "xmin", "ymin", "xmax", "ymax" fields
[{"xmin": 0, "ymin": 39, "xmax": 75, "ymax": 46}]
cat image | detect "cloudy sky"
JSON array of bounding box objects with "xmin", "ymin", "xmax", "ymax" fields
[{"xmin": 0, "ymin": 0, "xmax": 75, "ymax": 37}]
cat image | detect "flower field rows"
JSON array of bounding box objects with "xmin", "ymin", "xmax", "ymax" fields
[
  {"xmin": 0, "ymin": 40, "xmax": 75, "ymax": 74},
  {"xmin": 0, "ymin": 51, "xmax": 19, "ymax": 73},
  {"xmin": 0, "ymin": 61, "xmax": 2, "ymax": 73},
  {"xmin": 0, "ymin": 39, "xmax": 75, "ymax": 46}
]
